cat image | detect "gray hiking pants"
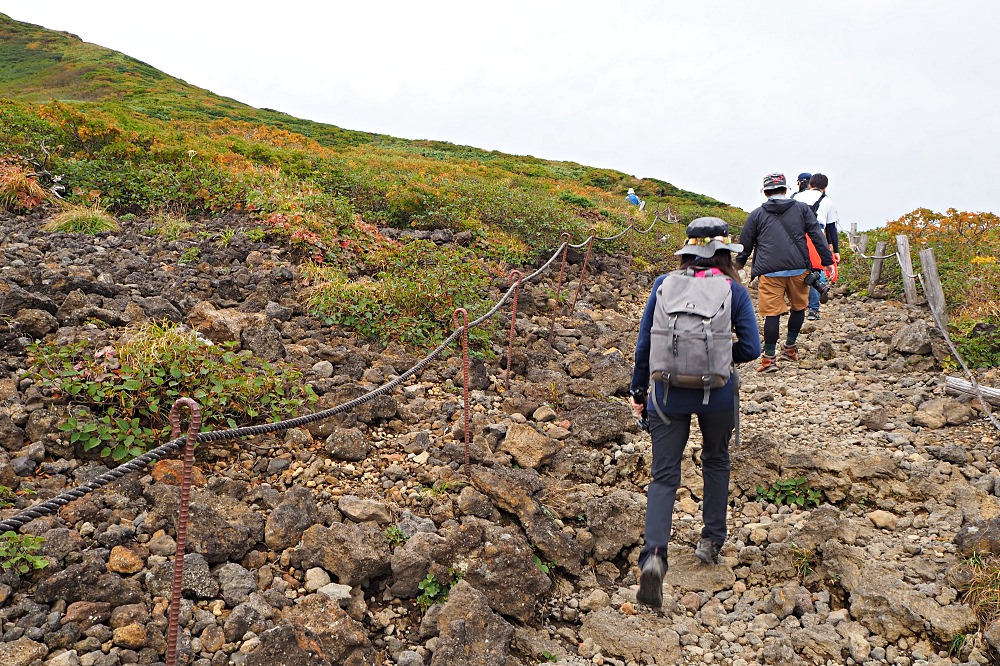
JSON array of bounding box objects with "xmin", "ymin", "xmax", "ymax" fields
[{"xmin": 639, "ymin": 409, "xmax": 734, "ymax": 567}]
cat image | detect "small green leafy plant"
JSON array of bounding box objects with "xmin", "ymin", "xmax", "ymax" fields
[
  {"xmin": 417, "ymin": 573, "xmax": 447, "ymax": 609},
  {"xmin": 416, "ymin": 567, "xmax": 465, "ymax": 609},
  {"xmin": 756, "ymin": 477, "xmax": 823, "ymax": 508},
  {"xmin": 178, "ymin": 246, "xmax": 201, "ymax": 264},
  {"xmin": 533, "ymin": 553, "xmax": 557, "ymax": 576},
  {"xmin": 539, "ymin": 651, "xmax": 558, "ymax": 663},
  {"xmin": 790, "ymin": 542, "xmax": 817, "ymax": 578},
  {"xmin": 0, "ymin": 531, "xmax": 48, "ymax": 574},
  {"xmin": 948, "ymin": 633, "xmax": 968, "ymax": 658},
  {"xmin": 385, "ymin": 525, "xmax": 408, "ymax": 547},
  {"xmin": 244, "ymin": 227, "xmax": 267, "ymax": 242}
]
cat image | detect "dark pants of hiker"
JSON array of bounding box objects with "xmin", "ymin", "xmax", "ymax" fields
[{"xmin": 639, "ymin": 409, "xmax": 734, "ymax": 567}]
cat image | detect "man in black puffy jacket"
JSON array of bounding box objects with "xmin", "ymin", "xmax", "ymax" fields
[{"xmin": 734, "ymin": 173, "xmax": 833, "ymax": 372}]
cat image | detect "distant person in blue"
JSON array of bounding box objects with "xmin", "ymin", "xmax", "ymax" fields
[
  {"xmin": 630, "ymin": 217, "xmax": 761, "ymax": 608},
  {"xmin": 626, "ymin": 187, "xmax": 642, "ymax": 207}
]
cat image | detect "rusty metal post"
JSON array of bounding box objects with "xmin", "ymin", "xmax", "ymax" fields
[
  {"xmin": 505, "ymin": 270, "xmax": 522, "ymax": 389},
  {"xmin": 165, "ymin": 397, "xmax": 202, "ymax": 666},
  {"xmin": 548, "ymin": 233, "xmax": 571, "ymax": 344},
  {"xmin": 571, "ymin": 227, "xmax": 597, "ymax": 311},
  {"xmin": 452, "ymin": 308, "xmax": 471, "ymax": 476}
]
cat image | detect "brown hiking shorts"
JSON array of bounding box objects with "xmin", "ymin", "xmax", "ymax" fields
[{"xmin": 758, "ymin": 271, "xmax": 810, "ymax": 316}]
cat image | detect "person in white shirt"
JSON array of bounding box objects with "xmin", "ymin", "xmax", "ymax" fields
[{"xmin": 790, "ymin": 174, "xmax": 839, "ymax": 319}]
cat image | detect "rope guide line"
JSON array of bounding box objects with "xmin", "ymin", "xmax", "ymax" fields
[{"xmin": 848, "ymin": 239, "xmax": 1000, "ymax": 432}]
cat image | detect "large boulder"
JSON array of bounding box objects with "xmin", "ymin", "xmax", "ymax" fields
[
  {"xmin": 276, "ymin": 593, "xmax": 374, "ymax": 666},
  {"xmin": 891, "ymin": 319, "xmax": 933, "ymax": 355},
  {"xmin": 472, "ymin": 465, "xmax": 585, "ymax": 573},
  {"xmin": 579, "ymin": 607, "xmax": 681, "ymax": 664},
  {"xmin": 430, "ymin": 582, "xmax": 515, "ymax": 666},
  {"xmin": 824, "ymin": 542, "xmax": 977, "ymax": 642},
  {"xmin": 561, "ymin": 399, "xmax": 632, "ymax": 447},
  {"xmin": 585, "ymin": 490, "xmax": 646, "ymax": 561},
  {"xmin": 499, "ymin": 422, "xmax": 563, "ymax": 469},
  {"xmin": 291, "ymin": 522, "xmax": 391, "ymax": 587},
  {"xmin": 429, "ymin": 517, "xmax": 552, "ymax": 623}
]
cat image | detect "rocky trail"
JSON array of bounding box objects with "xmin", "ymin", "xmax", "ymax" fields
[{"xmin": 0, "ymin": 208, "xmax": 999, "ymax": 666}]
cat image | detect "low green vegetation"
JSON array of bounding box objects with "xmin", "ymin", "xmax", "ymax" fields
[
  {"xmin": 755, "ymin": 477, "xmax": 823, "ymax": 509},
  {"xmin": 533, "ymin": 553, "xmax": 557, "ymax": 576},
  {"xmin": 416, "ymin": 567, "xmax": 465, "ymax": 609},
  {"xmin": 147, "ymin": 209, "xmax": 191, "ymax": 239},
  {"xmin": 961, "ymin": 551, "xmax": 1000, "ymax": 627},
  {"xmin": 384, "ymin": 525, "xmax": 408, "ymax": 548},
  {"xmin": 29, "ymin": 321, "xmax": 316, "ymax": 461},
  {"xmin": 0, "ymin": 531, "xmax": 48, "ymax": 574},
  {"xmin": 41, "ymin": 202, "xmax": 119, "ymax": 234},
  {"xmin": 790, "ymin": 542, "xmax": 817, "ymax": 579}
]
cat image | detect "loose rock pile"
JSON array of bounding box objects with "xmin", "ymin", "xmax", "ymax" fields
[{"xmin": 0, "ymin": 208, "xmax": 998, "ymax": 666}]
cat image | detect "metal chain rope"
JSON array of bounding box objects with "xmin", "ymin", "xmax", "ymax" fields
[{"xmin": 0, "ymin": 226, "xmax": 626, "ymax": 533}]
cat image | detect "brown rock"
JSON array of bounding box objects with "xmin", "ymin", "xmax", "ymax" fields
[
  {"xmin": 500, "ymin": 422, "xmax": 563, "ymax": 469},
  {"xmin": 107, "ymin": 546, "xmax": 144, "ymax": 574},
  {"xmin": 0, "ymin": 637, "xmax": 47, "ymax": 666},
  {"xmin": 431, "ymin": 581, "xmax": 515, "ymax": 666},
  {"xmin": 113, "ymin": 623, "xmax": 148, "ymax": 649},
  {"xmin": 151, "ymin": 459, "xmax": 207, "ymax": 487},
  {"xmin": 201, "ymin": 623, "xmax": 226, "ymax": 653},
  {"xmin": 62, "ymin": 601, "xmax": 111, "ymax": 629},
  {"xmin": 110, "ymin": 603, "xmax": 149, "ymax": 629},
  {"xmin": 280, "ymin": 593, "xmax": 374, "ymax": 666}
]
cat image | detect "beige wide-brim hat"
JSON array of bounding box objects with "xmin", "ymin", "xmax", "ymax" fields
[{"xmin": 674, "ymin": 217, "xmax": 743, "ymax": 259}]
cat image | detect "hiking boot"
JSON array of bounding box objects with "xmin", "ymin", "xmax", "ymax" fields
[
  {"xmin": 781, "ymin": 345, "xmax": 799, "ymax": 362},
  {"xmin": 636, "ymin": 555, "xmax": 665, "ymax": 608},
  {"xmin": 807, "ymin": 310, "xmax": 820, "ymax": 320},
  {"xmin": 694, "ymin": 538, "xmax": 722, "ymax": 564},
  {"xmin": 756, "ymin": 355, "xmax": 778, "ymax": 373}
]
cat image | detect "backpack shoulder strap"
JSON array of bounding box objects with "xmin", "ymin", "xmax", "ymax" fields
[
  {"xmin": 772, "ymin": 205, "xmax": 812, "ymax": 267},
  {"xmin": 809, "ymin": 192, "xmax": 826, "ymax": 214}
]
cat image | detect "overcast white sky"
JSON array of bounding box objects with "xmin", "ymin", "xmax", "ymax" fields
[{"xmin": 5, "ymin": 1, "xmax": 999, "ymax": 229}]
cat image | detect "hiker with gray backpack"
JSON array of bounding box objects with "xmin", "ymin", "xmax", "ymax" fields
[{"xmin": 629, "ymin": 217, "xmax": 761, "ymax": 609}]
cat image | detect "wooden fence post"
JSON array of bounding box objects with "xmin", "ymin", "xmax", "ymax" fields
[
  {"xmin": 858, "ymin": 233, "xmax": 868, "ymax": 256},
  {"xmin": 919, "ymin": 248, "xmax": 949, "ymax": 328},
  {"xmin": 896, "ymin": 235, "xmax": 919, "ymax": 305},
  {"xmin": 868, "ymin": 240, "xmax": 887, "ymax": 295},
  {"xmin": 849, "ymin": 222, "xmax": 858, "ymax": 249}
]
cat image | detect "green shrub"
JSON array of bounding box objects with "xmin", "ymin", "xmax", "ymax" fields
[
  {"xmin": 755, "ymin": 478, "xmax": 822, "ymax": 508},
  {"xmin": 42, "ymin": 203, "xmax": 119, "ymax": 234},
  {"xmin": 558, "ymin": 191, "xmax": 595, "ymax": 208},
  {"xmin": 29, "ymin": 321, "xmax": 316, "ymax": 461},
  {"xmin": 304, "ymin": 239, "xmax": 494, "ymax": 347},
  {"xmin": 0, "ymin": 531, "xmax": 48, "ymax": 574},
  {"xmin": 950, "ymin": 317, "xmax": 1000, "ymax": 369}
]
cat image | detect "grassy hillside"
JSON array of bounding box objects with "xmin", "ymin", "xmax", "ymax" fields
[{"xmin": 0, "ymin": 12, "xmax": 746, "ymax": 347}]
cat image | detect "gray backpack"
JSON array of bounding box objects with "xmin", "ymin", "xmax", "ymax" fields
[{"xmin": 649, "ymin": 269, "xmax": 733, "ymax": 407}]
